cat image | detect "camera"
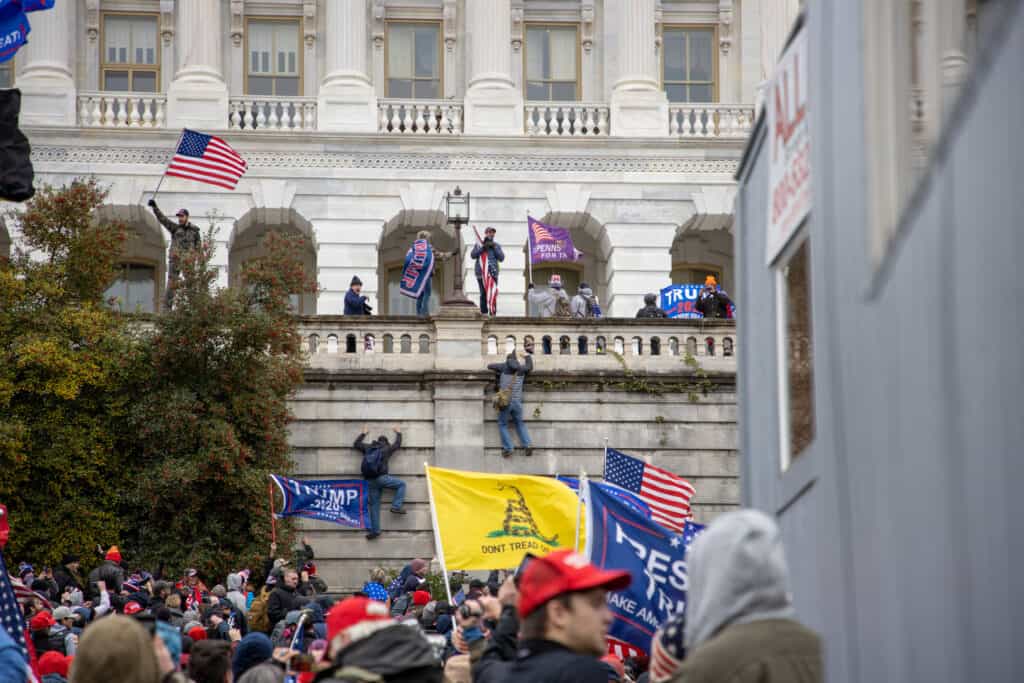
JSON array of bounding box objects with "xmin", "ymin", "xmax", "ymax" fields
[{"xmin": 458, "ymin": 603, "xmax": 482, "ymax": 620}]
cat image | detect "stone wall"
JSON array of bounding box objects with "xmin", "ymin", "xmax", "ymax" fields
[{"xmin": 288, "ymin": 314, "xmax": 739, "ymax": 592}]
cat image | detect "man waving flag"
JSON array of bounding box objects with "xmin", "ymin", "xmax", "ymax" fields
[{"xmin": 164, "ymin": 128, "xmax": 248, "ymax": 190}]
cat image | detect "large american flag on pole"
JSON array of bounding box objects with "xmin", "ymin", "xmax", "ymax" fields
[
  {"xmin": 473, "ymin": 227, "xmax": 498, "ymax": 315},
  {"xmin": 603, "ymin": 448, "xmax": 696, "ymax": 532},
  {"xmin": 0, "ymin": 552, "xmax": 31, "ymax": 670},
  {"xmin": 165, "ymin": 128, "xmax": 248, "ymax": 190}
]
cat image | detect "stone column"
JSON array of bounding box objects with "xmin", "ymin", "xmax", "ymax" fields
[
  {"xmin": 16, "ymin": 1, "xmax": 77, "ymax": 126},
  {"xmin": 317, "ymin": 0, "xmax": 377, "ymax": 132},
  {"xmin": 463, "ymin": 0, "xmax": 523, "ymax": 135},
  {"xmin": 609, "ymin": 0, "xmax": 668, "ymax": 137},
  {"xmin": 603, "ymin": 223, "xmax": 675, "ymax": 316},
  {"xmin": 166, "ymin": 0, "xmax": 229, "ymax": 130}
]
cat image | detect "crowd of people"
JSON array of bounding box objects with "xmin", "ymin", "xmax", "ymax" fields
[
  {"xmin": 340, "ymin": 227, "xmax": 733, "ymax": 321},
  {"xmin": 3, "ymin": 510, "xmax": 820, "ymax": 683}
]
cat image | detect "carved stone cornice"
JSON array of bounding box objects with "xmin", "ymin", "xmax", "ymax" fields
[
  {"xmin": 230, "ymin": 0, "xmax": 244, "ymax": 47},
  {"xmin": 443, "ymin": 0, "xmax": 457, "ymax": 53},
  {"xmin": 372, "ymin": 0, "xmax": 386, "ymax": 50},
  {"xmin": 511, "ymin": 0, "xmax": 524, "ymax": 53},
  {"xmin": 719, "ymin": 0, "xmax": 734, "ymax": 56},
  {"xmin": 581, "ymin": 0, "xmax": 595, "ymax": 54},
  {"xmin": 31, "ymin": 145, "xmax": 741, "ymax": 175},
  {"xmin": 303, "ymin": 0, "xmax": 316, "ymax": 47},
  {"xmin": 85, "ymin": 0, "xmax": 100, "ymax": 44}
]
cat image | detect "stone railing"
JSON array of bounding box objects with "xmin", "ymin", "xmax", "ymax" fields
[
  {"xmin": 525, "ymin": 102, "xmax": 610, "ymax": 136},
  {"xmin": 228, "ymin": 96, "xmax": 318, "ymax": 131},
  {"xmin": 378, "ymin": 100, "xmax": 464, "ymax": 135},
  {"xmin": 298, "ymin": 315, "xmax": 735, "ymax": 373},
  {"xmin": 668, "ymin": 104, "xmax": 755, "ymax": 139},
  {"xmin": 77, "ymin": 92, "xmax": 167, "ymax": 128}
]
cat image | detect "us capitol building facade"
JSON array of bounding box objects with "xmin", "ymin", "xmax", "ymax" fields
[{"xmin": 6, "ymin": 0, "xmax": 797, "ymax": 316}]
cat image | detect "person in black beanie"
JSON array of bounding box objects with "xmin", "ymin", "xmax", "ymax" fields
[
  {"xmin": 344, "ymin": 275, "xmax": 372, "ymax": 315},
  {"xmin": 53, "ymin": 555, "xmax": 85, "ymax": 597}
]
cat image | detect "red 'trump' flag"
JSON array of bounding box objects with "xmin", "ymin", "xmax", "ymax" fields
[{"xmin": 165, "ymin": 128, "xmax": 248, "ymax": 190}]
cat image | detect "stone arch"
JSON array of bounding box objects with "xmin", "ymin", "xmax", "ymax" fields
[
  {"xmin": 228, "ymin": 207, "xmax": 318, "ymax": 314},
  {"xmin": 526, "ymin": 211, "xmax": 610, "ymax": 316},
  {"xmin": 95, "ymin": 205, "xmax": 167, "ymax": 313},
  {"xmin": 671, "ymin": 225, "xmax": 734, "ymax": 293},
  {"xmin": 377, "ymin": 209, "xmax": 455, "ymax": 316}
]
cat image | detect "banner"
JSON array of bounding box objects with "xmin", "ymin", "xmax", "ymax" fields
[
  {"xmin": 0, "ymin": 1, "xmax": 56, "ymax": 64},
  {"xmin": 399, "ymin": 239, "xmax": 435, "ymax": 299},
  {"xmin": 528, "ymin": 216, "xmax": 582, "ymax": 264},
  {"xmin": 582, "ymin": 480, "xmax": 704, "ymax": 658},
  {"xmin": 426, "ymin": 466, "xmax": 583, "ymax": 570},
  {"xmin": 270, "ymin": 475, "xmax": 368, "ymax": 529},
  {"xmin": 659, "ymin": 284, "xmax": 703, "ymax": 319}
]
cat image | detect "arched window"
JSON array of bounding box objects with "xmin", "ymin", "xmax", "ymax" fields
[
  {"xmin": 631, "ymin": 336, "xmax": 643, "ymax": 355},
  {"xmin": 419, "ymin": 334, "xmax": 431, "ymax": 353},
  {"xmin": 577, "ymin": 335, "xmax": 588, "ymax": 355},
  {"xmin": 559, "ymin": 335, "xmax": 571, "ymax": 354},
  {"xmin": 383, "ymin": 334, "xmax": 394, "ymax": 354},
  {"xmin": 345, "ymin": 333, "xmax": 357, "ymax": 353},
  {"xmin": 229, "ymin": 209, "xmax": 317, "ymax": 314},
  {"xmin": 400, "ymin": 334, "xmax": 413, "ymax": 353},
  {"xmin": 705, "ymin": 337, "xmax": 715, "ymax": 356},
  {"xmin": 505, "ymin": 336, "xmax": 517, "ymax": 355},
  {"xmin": 595, "ymin": 336, "xmax": 606, "ymax": 354},
  {"xmin": 364, "ymin": 334, "xmax": 376, "ymax": 353},
  {"xmin": 542, "ymin": 335, "xmax": 553, "ymax": 355},
  {"xmin": 613, "ymin": 337, "xmax": 625, "ymax": 355},
  {"xmin": 104, "ymin": 263, "xmax": 158, "ymax": 313},
  {"xmin": 650, "ymin": 337, "xmax": 661, "ymax": 356},
  {"xmin": 723, "ymin": 337, "xmax": 734, "ymax": 356},
  {"xmin": 327, "ymin": 334, "xmax": 339, "ymax": 353},
  {"xmin": 668, "ymin": 337, "xmax": 680, "ymax": 356},
  {"xmin": 686, "ymin": 336, "xmax": 697, "ymax": 356}
]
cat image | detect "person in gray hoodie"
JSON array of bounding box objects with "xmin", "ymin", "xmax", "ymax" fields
[
  {"xmin": 669, "ymin": 509, "xmax": 822, "ymax": 683},
  {"xmin": 570, "ymin": 282, "xmax": 600, "ymax": 319},
  {"xmin": 527, "ymin": 274, "xmax": 571, "ymax": 318},
  {"xmin": 226, "ymin": 573, "xmax": 248, "ymax": 614}
]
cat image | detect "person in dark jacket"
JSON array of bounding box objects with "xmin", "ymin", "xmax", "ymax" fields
[
  {"xmin": 86, "ymin": 546, "xmax": 124, "ymax": 600},
  {"xmin": 266, "ymin": 569, "xmax": 303, "ymax": 632},
  {"xmin": 694, "ymin": 276, "xmax": 733, "ymax": 319},
  {"xmin": 52, "ymin": 555, "xmax": 85, "ymax": 597},
  {"xmin": 344, "ymin": 276, "xmax": 372, "ymax": 315},
  {"xmin": 486, "ymin": 344, "xmax": 533, "ymax": 458},
  {"xmin": 0, "ymin": 89, "xmax": 35, "ymax": 203},
  {"xmin": 668, "ymin": 510, "xmax": 822, "ymax": 683},
  {"xmin": 354, "ymin": 425, "xmax": 405, "ymax": 541},
  {"xmin": 472, "ymin": 576, "xmax": 521, "ymax": 683},
  {"xmin": 503, "ymin": 549, "xmax": 631, "ymax": 683},
  {"xmin": 471, "ymin": 226, "xmax": 505, "ymax": 315},
  {"xmin": 317, "ymin": 596, "xmax": 442, "ymax": 683},
  {"xmin": 147, "ymin": 200, "xmax": 202, "ymax": 310},
  {"xmin": 636, "ymin": 293, "xmax": 668, "ymax": 319}
]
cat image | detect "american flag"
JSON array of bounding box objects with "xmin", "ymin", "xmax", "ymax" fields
[
  {"xmin": 603, "ymin": 448, "xmax": 696, "ymax": 532},
  {"xmin": 165, "ymin": 128, "xmax": 248, "ymax": 190},
  {"xmin": 648, "ymin": 521, "xmax": 703, "ymax": 682},
  {"xmin": 0, "ymin": 549, "xmax": 32, "ymax": 668},
  {"xmin": 473, "ymin": 227, "xmax": 498, "ymax": 315},
  {"xmin": 529, "ymin": 218, "xmax": 555, "ymax": 242}
]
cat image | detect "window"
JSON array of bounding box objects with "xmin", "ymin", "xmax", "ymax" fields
[
  {"xmin": 777, "ymin": 238, "xmax": 815, "ymax": 469},
  {"xmin": 0, "ymin": 61, "xmax": 12, "ymax": 89},
  {"xmin": 525, "ymin": 25, "xmax": 579, "ymax": 101},
  {"xmin": 386, "ymin": 22, "xmax": 441, "ymax": 99},
  {"xmin": 663, "ymin": 27, "xmax": 716, "ymax": 102},
  {"xmin": 104, "ymin": 263, "xmax": 157, "ymax": 313},
  {"xmin": 247, "ymin": 19, "xmax": 301, "ymax": 96},
  {"xmin": 671, "ymin": 265, "xmax": 722, "ymax": 287},
  {"xmin": 102, "ymin": 13, "xmax": 159, "ymax": 92}
]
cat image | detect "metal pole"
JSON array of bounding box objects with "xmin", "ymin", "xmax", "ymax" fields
[
  {"xmin": 424, "ymin": 463, "xmax": 454, "ymax": 605},
  {"xmin": 574, "ymin": 469, "xmax": 586, "ymax": 553},
  {"xmin": 150, "ymin": 128, "xmax": 185, "ymax": 204}
]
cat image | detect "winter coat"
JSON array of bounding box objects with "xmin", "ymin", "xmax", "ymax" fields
[
  {"xmin": 41, "ymin": 675, "xmax": 66, "ymax": 683},
  {"xmin": 86, "ymin": 559, "xmax": 124, "ymax": 598},
  {"xmin": 353, "ymin": 432, "xmax": 402, "ymax": 478},
  {"xmin": 52, "ymin": 565, "xmax": 84, "ymax": 595},
  {"xmin": 151, "ymin": 204, "xmax": 201, "ymax": 259},
  {"xmin": 527, "ymin": 286, "xmax": 570, "ymax": 318},
  {"xmin": 671, "ymin": 510, "xmax": 822, "ymax": 683},
  {"xmin": 472, "ymin": 604, "xmax": 519, "ymax": 683},
  {"xmin": 471, "ymin": 239, "xmax": 505, "ymax": 279},
  {"xmin": 487, "ymin": 354, "xmax": 532, "ymax": 405},
  {"xmin": 636, "ymin": 304, "xmax": 668, "ymax": 319},
  {"xmin": 345, "ymin": 288, "xmax": 370, "ymax": 315},
  {"xmin": 502, "ymin": 639, "xmax": 611, "ymax": 683},
  {"xmin": 45, "ymin": 625, "xmax": 74, "ymax": 656},
  {"xmin": 226, "ymin": 573, "xmax": 248, "ymax": 614},
  {"xmin": 313, "ymin": 623, "xmax": 442, "ymax": 683},
  {"xmin": 0, "ymin": 89, "xmax": 35, "ymax": 203},
  {"xmin": 266, "ymin": 584, "xmax": 303, "ymax": 629},
  {"xmin": 570, "ymin": 287, "xmax": 599, "ymax": 318},
  {"xmin": 695, "ymin": 287, "xmax": 733, "ymax": 319}
]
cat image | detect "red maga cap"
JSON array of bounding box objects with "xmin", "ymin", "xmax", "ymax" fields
[{"xmin": 517, "ymin": 549, "xmax": 631, "ymax": 618}]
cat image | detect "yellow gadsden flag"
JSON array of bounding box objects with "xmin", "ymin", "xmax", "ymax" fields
[{"xmin": 425, "ymin": 466, "xmax": 584, "ymax": 570}]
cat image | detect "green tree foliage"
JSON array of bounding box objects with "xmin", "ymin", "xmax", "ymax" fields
[
  {"xmin": 122, "ymin": 222, "xmax": 317, "ymax": 578},
  {"xmin": 0, "ymin": 180, "xmax": 135, "ymax": 565}
]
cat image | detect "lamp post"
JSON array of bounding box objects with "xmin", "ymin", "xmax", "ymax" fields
[{"xmin": 442, "ymin": 186, "xmax": 475, "ymax": 307}]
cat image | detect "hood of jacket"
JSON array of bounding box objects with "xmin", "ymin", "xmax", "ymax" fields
[
  {"xmin": 577, "ymin": 286, "xmax": 593, "ymax": 298},
  {"xmin": 684, "ymin": 509, "xmax": 796, "ymax": 650},
  {"xmin": 335, "ymin": 624, "xmax": 439, "ymax": 677},
  {"xmin": 227, "ymin": 573, "xmax": 243, "ymax": 591}
]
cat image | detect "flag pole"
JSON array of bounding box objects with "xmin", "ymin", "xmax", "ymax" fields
[
  {"xmin": 268, "ymin": 481, "xmax": 277, "ymax": 545},
  {"xmin": 150, "ymin": 128, "xmax": 185, "ymax": 204},
  {"xmin": 526, "ymin": 211, "xmax": 533, "ymax": 287},
  {"xmin": 574, "ymin": 468, "xmax": 586, "ymax": 552},
  {"xmin": 424, "ymin": 462, "xmax": 454, "ymax": 605}
]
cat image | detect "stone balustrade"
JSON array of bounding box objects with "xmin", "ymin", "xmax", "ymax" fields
[
  {"xmin": 77, "ymin": 92, "xmax": 167, "ymax": 128},
  {"xmin": 228, "ymin": 96, "xmax": 318, "ymax": 131},
  {"xmin": 668, "ymin": 104, "xmax": 755, "ymax": 138},
  {"xmin": 378, "ymin": 100, "xmax": 464, "ymax": 135},
  {"xmin": 524, "ymin": 102, "xmax": 610, "ymax": 136},
  {"xmin": 298, "ymin": 315, "xmax": 735, "ymax": 374}
]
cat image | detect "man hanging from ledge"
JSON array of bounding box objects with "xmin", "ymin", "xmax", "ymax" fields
[
  {"xmin": 355, "ymin": 424, "xmax": 405, "ymax": 541},
  {"xmin": 147, "ymin": 199, "xmax": 201, "ymax": 311}
]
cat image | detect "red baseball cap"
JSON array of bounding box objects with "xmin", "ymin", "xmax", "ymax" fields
[
  {"xmin": 517, "ymin": 549, "xmax": 632, "ymax": 618},
  {"xmin": 326, "ymin": 597, "xmax": 391, "ymax": 641},
  {"xmin": 29, "ymin": 611, "xmax": 55, "ymax": 632},
  {"xmin": 412, "ymin": 590, "xmax": 431, "ymax": 606},
  {"xmin": 123, "ymin": 601, "xmax": 143, "ymax": 615}
]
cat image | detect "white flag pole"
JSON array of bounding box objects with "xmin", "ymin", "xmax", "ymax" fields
[
  {"xmin": 423, "ymin": 462, "xmax": 454, "ymax": 605},
  {"xmin": 526, "ymin": 211, "xmax": 534, "ymax": 288},
  {"xmin": 574, "ymin": 468, "xmax": 586, "ymax": 553}
]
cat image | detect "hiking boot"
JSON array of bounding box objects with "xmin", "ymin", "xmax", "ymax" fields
[
  {"xmin": 390, "ymin": 507, "xmax": 407, "ymax": 515},
  {"xmin": 365, "ymin": 532, "xmax": 381, "ymax": 540},
  {"xmin": 501, "ymin": 449, "xmax": 513, "ymax": 458},
  {"xmin": 523, "ymin": 447, "xmax": 534, "ymax": 457}
]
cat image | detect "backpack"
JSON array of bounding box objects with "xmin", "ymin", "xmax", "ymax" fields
[
  {"xmin": 248, "ymin": 587, "xmax": 271, "ymax": 634},
  {"xmin": 390, "ymin": 592, "xmax": 412, "ymax": 618},
  {"xmin": 360, "ymin": 446, "xmax": 387, "ymax": 479},
  {"xmin": 582, "ymin": 294, "xmax": 597, "ymax": 318},
  {"xmin": 554, "ymin": 294, "xmax": 571, "ymax": 318}
]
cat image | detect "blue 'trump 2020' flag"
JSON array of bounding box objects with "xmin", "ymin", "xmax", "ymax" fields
[
  {"xmin": 270, "ymin": 474, "xmax": 369, "ymax": 529},
  {"xmin": 582, "ymin": 479, "xmax": 702, "ymax": 659}
]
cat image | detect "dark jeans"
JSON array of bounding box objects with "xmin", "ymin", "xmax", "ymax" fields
[
  {"xmin": 416, "ymin": 277, "xmax": 432, "ymax": 317},
  {"xmin": 477, "ymin": 277, "xmax": 488, "ymax": 314},
  {"xmin": 366, "ymin": 475, "xmax": 406, "ymax": 534}
]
